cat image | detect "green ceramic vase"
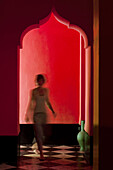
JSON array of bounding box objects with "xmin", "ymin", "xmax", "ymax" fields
[{"xmin": 77, "ymin": 120, "xmax": 90, "ymax": 151}]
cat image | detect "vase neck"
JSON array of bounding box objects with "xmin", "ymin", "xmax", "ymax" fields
[{"xmin": 81, "ymin": 121, "xmax": 85, "ymax": 131}]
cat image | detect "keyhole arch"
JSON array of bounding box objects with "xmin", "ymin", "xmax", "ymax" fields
[{"xmin": 18, "ymin": 9, "xmax": 91, "ymax": 135}]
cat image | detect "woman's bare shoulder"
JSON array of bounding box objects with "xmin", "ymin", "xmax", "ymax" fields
[{"xmin": 31, "ymin": 88, "xmax": 38, "ymax": 93}]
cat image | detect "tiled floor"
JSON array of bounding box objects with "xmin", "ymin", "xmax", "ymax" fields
[{"xmin": 0, "ymin": 144, "xmax": 93, "ymax": 169}]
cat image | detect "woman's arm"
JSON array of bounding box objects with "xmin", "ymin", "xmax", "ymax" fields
[
  {"xmin": 47, "ymin": 101, "xmax": 55, "ymax": 114},
  {"xmin": 25, "ymin": 90, "xmax": 36, "ymax": 122},
  {"xmin": 45, "ymin": 88, "xmax": 56, "ymax": 117}
]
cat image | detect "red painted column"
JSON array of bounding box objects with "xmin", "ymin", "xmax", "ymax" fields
[
  {"xmin": 79, "ymin": 35, "xmax": 85, "ymax": 124},
  {"xmin": 81, "ymin": 36, "xmax": 85, "ymax": 121},
  {"xmin": 84, "ymin": 46, "xmax": 92, "ymax": 136}
]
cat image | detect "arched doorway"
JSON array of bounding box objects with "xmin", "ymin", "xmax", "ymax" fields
[{"xmin": 18, "ymin": 9, "xmax": 92, "ymax": 137}]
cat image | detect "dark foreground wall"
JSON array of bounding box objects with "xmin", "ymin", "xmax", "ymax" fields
[{"xmin": 99, "ymin": 0, "xmax": 113, "ymax": 170}]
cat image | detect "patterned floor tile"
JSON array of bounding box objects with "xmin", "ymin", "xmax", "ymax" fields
[
  {"xmin": 18, "ymin": 164, "xmax": 47, "ymax": 170},
  {"xmin": 52, "ymin": 149, "xmax": 75, "ymax": 154},
  {"xmin": 51, "ymin": 165, "xmax": 77, "ymax": 170},
  {"xmin": 77, "ymin": 154, "xmax": 84, "ymax": 158},
  {"xmin": 22, "ymin": 154, "xmax": 48, "ymax": 158},
  {"xmin": 44, "ymin": 151, "xmax": 60, "ymax": 156},
  {"xmin": 43, "ymin": 145, "xmax": 52, "ymax": 149},
  {"xmin": 67, "ymin": 157, "xmax": 85, "ymax": 162},
  {"xmin": 51, "ymin": 158, "xmax": 76, "ymax": 165},
  {"xmin": 27, "ymin": 149, "xmax": 48, "ymax": 154},
  {"xmin": 68, "ymin": 147, "xmax": 80, "ymax": 152},
  {"xmin": 52, "ymin": 153, "xmax": 75, "ymax": 159},
  {"xmin": 77, "ymin": 151, "xmax": 85, "ymax": 154},
  {"xmin": 53, "ymin": 145, "xmax": 75, "ymax": 149},
  {"xmin": 20, "ymin": 145, "xmax": 27, "ymax": 149},
  {"xmin": 20, "ymin": 158, "xmax": 46, "ymax": 164},
  {"xmin": 14, "ymin": 144, "xmax": 92, "ymax": 169},
  {"xmin": 66, "ymin": 162, "xmax": 88, "ymax": 168},
  {"xmin": 37, "ymin": 161, "xmax": 61, "ymax": 168}
]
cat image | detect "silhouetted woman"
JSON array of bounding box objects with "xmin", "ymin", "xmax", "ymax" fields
[{"xmin": 25, "ymin": 74, "xmax": 56, "ymax": 160}]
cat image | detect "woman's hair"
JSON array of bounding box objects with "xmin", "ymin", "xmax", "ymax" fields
[{"xmin": 36, "ymin": 74, "xmax": 45, "ymax": 83}]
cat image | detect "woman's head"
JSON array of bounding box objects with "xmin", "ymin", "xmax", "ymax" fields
[{"xmin": 36, "ymin": 74, "xmax": 45, "ymax": 86}]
